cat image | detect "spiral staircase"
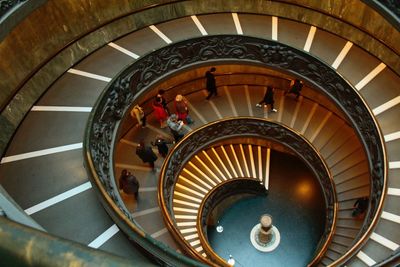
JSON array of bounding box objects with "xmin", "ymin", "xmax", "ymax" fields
[{"xmin": 0, "ymin": 1, "xmax": 400, "ymax": 266}]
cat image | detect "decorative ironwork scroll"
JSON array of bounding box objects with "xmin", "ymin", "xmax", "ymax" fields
[{"xmin": 84, "ymin": 35, "xmax": 385, "ymax": 266}]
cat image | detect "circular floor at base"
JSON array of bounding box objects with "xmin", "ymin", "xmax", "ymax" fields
[{"xmin": 207, "ymin": 151, "xmax": 326, "ymax": 267}]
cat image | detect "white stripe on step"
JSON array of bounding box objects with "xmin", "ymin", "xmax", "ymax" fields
[
  {"xmin": 373, "ymin": 96, "xmax": 400, "ymax": 116},
  {"xmin": 224, "ymin": 86, "xmax": 238, "ymax": 116},
  {"xmin": 384, "ymin": 131, "xmax": 400, "ymax": 142},
  {"xmin": 381, "ymin": 211, "xmax": 400, "ymax": 224},
  {"xmin": 388, "ymin": 188, "xmax": 400, "ymax": 196},
  {"xmin": 67, "ymin": 69, "xmax": 111, "ymax": 82},
  {"xmin": 31, "ymin": 106, "xmax": 92, "ymax": 112},
  {"xmin": 132, "ymin": 207, "xmax": 160, "ymax": 218},
  {"xmin": 370, "ymin": 232, "xmax": 399, "ymax": 251},
  {"xmin": 191, "ymin": 15, "xmax": 207, "ymax": 36},
  {"xmin": 203, "ymin": 91, "xmax": 222, "ymax": 119},
  {"xmin": 300, "ymin": 103, "xmax": 318, "ymax": 134},
  {"xmin": 310, "ymin": 112, "xmax": 332, "ymax": 143},
  {"xmin": 151, "ymin": 227, "xmax": 168, "ymax": 238},
  {"xmin": 108, "ymin": 42, "xmax": 140, "ymax": 59},
  {"xmin": 1, "ymin": 143, "xmax": 83, "ymax": 164},
  {"xmin": 186, "ymin": 100, "xmax": 207, "ymax": 124},
  {"xmin": 244, "ymin": 85, "xmax": 253, "ymax": 116},
  {"xmin": 232, "ymin": 13, "xmax": 243, "ymax": 35},
  {"xmin": 332, "ymin": 41, "xmax": 353, "ymax": 70},
  {"xmin": 25, "ymin": 182, "xmax": 92, "ymax": 215},
  {"xmin": 272, "ymin": 16, "xmax": 278, "ymax": 41},
  {"xmin": 149, "ymin": 25, "xmax": 172, "ymax": 44},
  {"xmin": 88, "ymin": 224, "xmax": 119, "ymax": 248},
  {"xmin": 356, "ymin": 251, "xmax": 376, "ymax": 266},
  {"xmin": 389, "ymin": 161, "xmax": 400, "ymax": 169},
  {"xmin": 303, "ymin": 26, "xmax": 316, "ymax": 52},
  {"xmin": 355, "ymin": 63, "xmax": 386, "ymax": 90}
]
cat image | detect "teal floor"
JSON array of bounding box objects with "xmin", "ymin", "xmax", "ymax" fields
[{"xmin": 207, "ymin": 152, "xmax": 326, "ymax": 267}]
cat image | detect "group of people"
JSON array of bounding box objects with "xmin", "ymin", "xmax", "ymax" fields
[
  {"xmin": 256, "ymin": 79, "xmax": 304, "ymax": 112},
  {"xmin": 120, "ymin": 69, "xmax": 217, "ymax": 201},
  {"xmin": 122, "ymin": 68, "xmax": 307, "ymax": 201},
  {"xmin": 151, "ymin": 89, "xmax": 194, "ymax": 130},
  {"xmin": 124, "ymin": 89, "xmax": 195, "ymax": 201},
  {"xmin": 118, "ymin": 137, "xmax": 173, "ymax": 200}
]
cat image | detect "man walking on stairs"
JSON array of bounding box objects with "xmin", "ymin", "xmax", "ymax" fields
[
  {"xmin": 205, "ymin": 67, "xmax": 217, "ymax": 100},
  {"xmin": 256, "ymin": 86, "xmax": 277, "ymax": 112}
]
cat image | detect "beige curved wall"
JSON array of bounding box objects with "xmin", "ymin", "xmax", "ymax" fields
[{"xmin": 0, "ymin": 0, "xmax": 399, "ymax": 155}]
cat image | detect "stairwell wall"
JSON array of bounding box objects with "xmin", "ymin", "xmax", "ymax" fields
[{"xmin": 0, "ymin": 0, "xmax": 399, "ymax": 156}]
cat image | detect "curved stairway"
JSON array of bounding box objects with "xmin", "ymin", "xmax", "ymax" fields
[
  {"xmin": 116, "ymin": 80, "xmax": 370, "ymax": 264},
  {"xmin": 173, "ymin": 143, "xmax": 273, "ymax": 257},
  {"xmin": 1, "ymin": 12, "xmax": 399, "ymax": 266}
]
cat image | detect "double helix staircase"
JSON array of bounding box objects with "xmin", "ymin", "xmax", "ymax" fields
[
  {"xmin": 1, "ymin": 8, "xmax": 399, "ymax": 267},
  {"xmin": 115, "ymin": 78, "xmax": 371, "ymax": 265}
]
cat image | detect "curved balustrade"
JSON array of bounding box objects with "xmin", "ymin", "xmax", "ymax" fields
[
  {"xmin": 84, "ymin": 35, "xmax": 386, "ymax": 266},
  {"xmin": 0, "ymin": 0, "xmax": 25, "ymax": 18},
  {"xmin": 158, "ymin": 118, "xmax": 336, "ymax": 266}
]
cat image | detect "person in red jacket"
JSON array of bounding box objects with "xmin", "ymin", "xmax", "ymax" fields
[{"xmin": 152, "ymin": 98, "xmax": 168, "ymax": 128}]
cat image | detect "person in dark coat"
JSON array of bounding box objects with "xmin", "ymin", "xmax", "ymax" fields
[
  {"xmin": 119, "ymin": 169, "xmax": 140, "ymax": 199},
  {"xmin": 151, "ymin": 135, "xmax": 173, "ymax": 158},
  {"xmin": 285, "ymin": 79, "xmax": 303, "ymax": 100},
  {"xmin": 352, "ymin": 197, "xmax": 369, "ymax": 218},
  {"xmin": 205, "ymin": 67, "xmax": 217, "ymax": 100},
  {"xmin": 136, "ymin": 141, "xmax": 158, "ymax": 170},
  {"xmin": 256, "ymin": 86, "xmax": 277, "ymax": 112}
]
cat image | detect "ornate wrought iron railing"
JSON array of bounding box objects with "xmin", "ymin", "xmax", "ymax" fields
[
  {"xmin": 157, "ymin": 118, "xmax": 336, "ymax": 266},
  {"xmin": 84, "ymin": 35, "xmax": 386, "ymax": 266},
  {"xmin": 0, "ymin": 0, "xmax": 26, "ymax": 18}
]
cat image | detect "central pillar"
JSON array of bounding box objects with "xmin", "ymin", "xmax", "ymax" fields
[
  {"xmin": 258, "ymin": 214, "xmax": 273, "ymax": 244},
  {"xmin": 250, "ymin": 213, "xmax": 281, "ymax": 252}
]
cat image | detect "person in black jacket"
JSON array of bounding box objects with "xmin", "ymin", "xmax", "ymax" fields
[
  {"xmin": 352, "ymin": 197, "xmax": 369, "ymax": 218},
  {"xmin": 136, "ymin": 141, "xmax": 158, "ymax": 170},
  {"xmin": 256, "ymin": 86, "xmax": 277, "ymax": 112},
  {"xmin": 151, "ymin": 135, "xmax": 173, "ymax": 158},
  {"xmin": 205, "ymin": 67, "xmax": 217, "ymax": 100},
  {"xmin": 285, "ymin": 79, "xmax": 303, "ymax": 100},
  {"xmin": 119, "ymin": 169, "xmax": 139, "ymax": 199}
]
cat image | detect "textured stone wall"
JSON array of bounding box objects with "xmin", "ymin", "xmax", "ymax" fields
[{"xmin": 0, "ymin": 0, "xmax": 399, "ymax": 155}]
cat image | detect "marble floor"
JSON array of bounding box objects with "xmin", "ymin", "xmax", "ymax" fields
[{"xmin": 207, "ymin": 151, "xmax": 326, "ymax": 267}]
